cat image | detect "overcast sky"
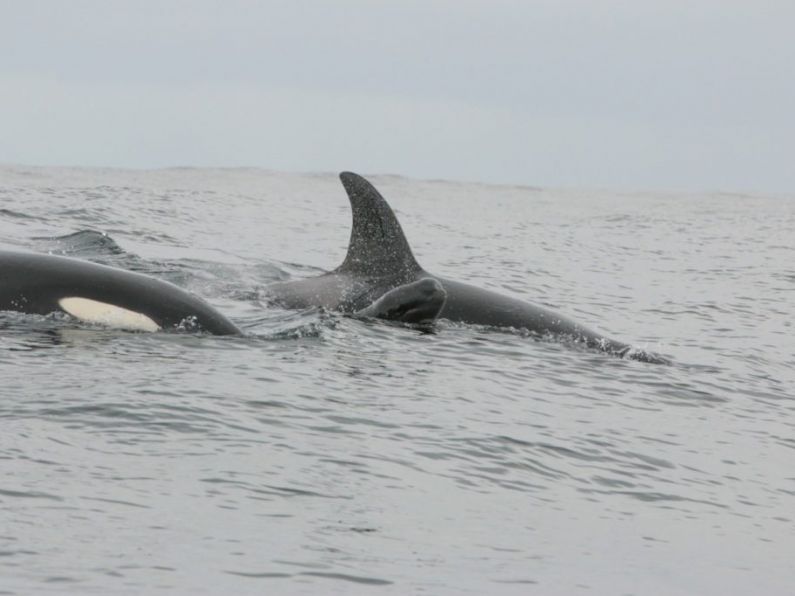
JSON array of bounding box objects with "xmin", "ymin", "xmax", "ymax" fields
[{"xmin": 1, "ymin": 1, "xmax": 793, "ymax": 193}]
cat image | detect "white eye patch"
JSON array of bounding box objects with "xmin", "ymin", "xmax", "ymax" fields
[{"xmin": 58, "ymin": 297, "xmax": 161, "ymax": 332}]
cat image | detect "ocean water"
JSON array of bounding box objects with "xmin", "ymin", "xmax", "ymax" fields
[{"xmin": 0, "ymin": 165, "xmax": 793, "ymax": 595}]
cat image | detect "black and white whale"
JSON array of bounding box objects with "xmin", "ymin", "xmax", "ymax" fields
[
  {"xmin": 267, "ymin": 172, "xmax": 669, "ymax": 363},
  {"xmin": 0, "ymin": 250, "xmax": 447, "ymax": 333}
]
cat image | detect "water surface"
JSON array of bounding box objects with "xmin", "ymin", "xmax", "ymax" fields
[{"xmin": 1, "ymin": 166, "xmax": 793, "ymax": 594}]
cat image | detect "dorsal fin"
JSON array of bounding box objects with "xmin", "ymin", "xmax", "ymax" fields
[{"xmin": 336, "ymin": 172, "xmax": 422, "ymax": 278}]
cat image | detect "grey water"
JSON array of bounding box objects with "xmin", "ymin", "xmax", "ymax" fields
[{"xmin": 0, "ymin": 165, "xmax": 793, "ymax": 595}]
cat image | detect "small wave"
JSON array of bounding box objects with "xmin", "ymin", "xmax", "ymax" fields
[
  {"xmin": 0, "ymin": 488, "xmax": 63, "ymax": 501},
  {"xmin": 298, "ymin": 572, "xmax": 393, "ymax": 585},
  {"xmin": 35, "ymin": 229, "xmax": 125, "ymax": 256},
  {"xmin": 0, "ymin": 208, "xmax": 42, "ymax": 221},
  {"xmin": 261, "ymin": 321, "xmax": 332, "ymax": 340},
  {"xmin": 242, "ymin": 307, "xmax": 337, "ymax": 340},
  {"xmin": 577, "ymin": 487, "xmax": 728, "ymax": 509},
  {"xmin": 224, "ymin": 570, "xmax": 392, "ymax": 585}
]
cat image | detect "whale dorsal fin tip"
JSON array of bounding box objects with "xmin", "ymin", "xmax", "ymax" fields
[{"xmin": 336, "ymin": 172, "xmax": 422, "ymax": 279}]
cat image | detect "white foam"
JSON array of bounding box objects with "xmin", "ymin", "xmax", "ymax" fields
[{"xmin": 58, "ymin": 297, "xmax": 161, "ymax": 332}]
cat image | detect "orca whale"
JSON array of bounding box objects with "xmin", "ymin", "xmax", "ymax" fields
[
  {"xmin": 0, "ymin": 250, "xmax": 447, "ymax": 333},
  {"xmin": 266, "ymin": 172, "xmax": 669, "ymax": 363},
  {"xmin": 0, "ymin": 250, "xmax": 241, "ymax": 334}
]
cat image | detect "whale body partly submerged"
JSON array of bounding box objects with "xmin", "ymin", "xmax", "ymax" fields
[
  {"xmin": 266, "ymin": 172, "xmax": 669, "ymax": 364},
  {"xmin": 0, "ymin": 250, "xmax": 447, "ymax": 332}
]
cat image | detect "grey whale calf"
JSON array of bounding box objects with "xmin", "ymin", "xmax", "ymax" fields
[
  {"xmin": 0, "ymin": 251, "xmax": 447, "ymax": 333},
  {"xmin": 267, "ymin": 172, "xmax": 669, "ymax": 364}
]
